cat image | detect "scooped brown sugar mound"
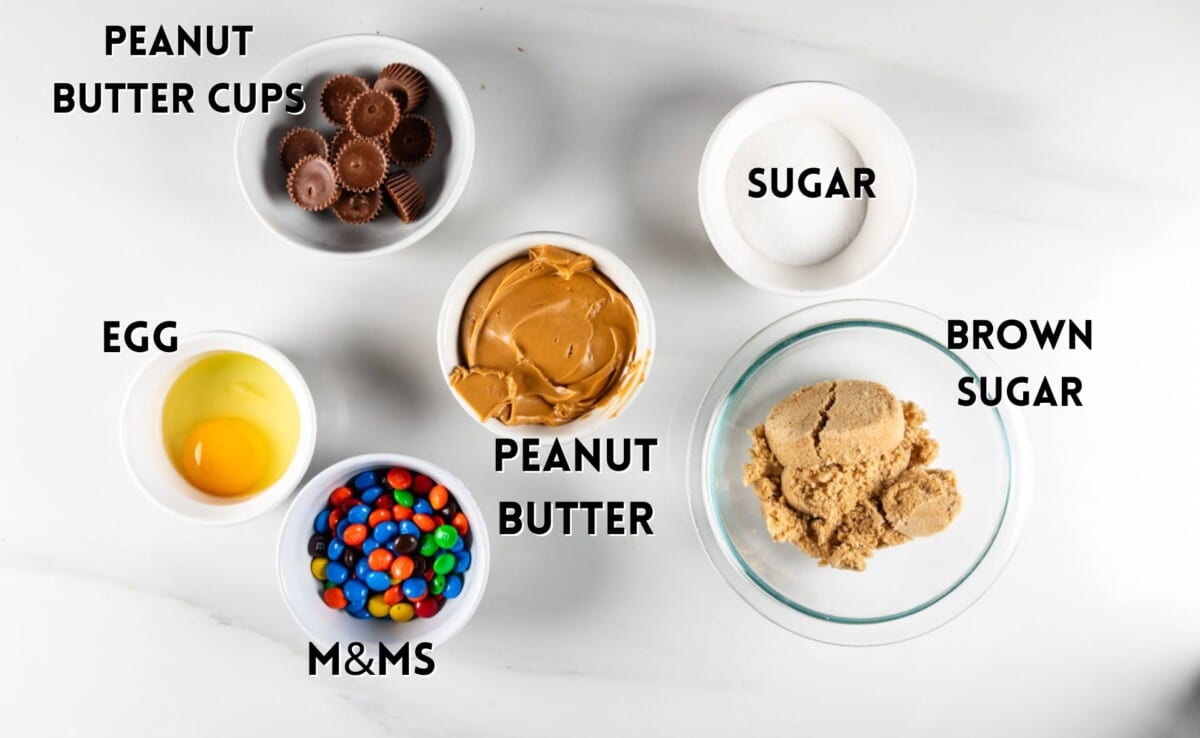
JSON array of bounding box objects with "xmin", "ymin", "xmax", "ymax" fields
[{"xmin": 744, "ymin": 380, "xmax": 962, "ymax": 571}]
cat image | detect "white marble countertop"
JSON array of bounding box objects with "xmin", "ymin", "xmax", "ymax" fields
[{"xmin": 2, "ymin": 1, "xmax": 1199, "ymax": 735}]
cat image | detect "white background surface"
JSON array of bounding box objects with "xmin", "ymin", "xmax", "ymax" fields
[{"xmin": 2, "ymin": 1, "xmax": 1199, "ymax": 736}]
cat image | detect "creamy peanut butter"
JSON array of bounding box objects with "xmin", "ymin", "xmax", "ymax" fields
[{"xmin": 450, "ymin": 245, "xmax": 639, "ymax": 426}]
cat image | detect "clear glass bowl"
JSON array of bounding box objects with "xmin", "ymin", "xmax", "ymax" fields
[{"xmin": 687, "ymin": 300, "xmax": 1033, "ymax": 645}]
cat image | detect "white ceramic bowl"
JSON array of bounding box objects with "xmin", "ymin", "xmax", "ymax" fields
[
  {"xmin": 235, "ymin": 34, "xmax": 475, "ymax": 258},
  {"xmin": 436, "ymin": 231, "xmax": 656, "ymax": 438},
  {"xmin": 277, "ymin": 453, "xmax": 490, "ymax": 647},
  {"xmin": 120, "ymin": 331, "xmax": 318, "ymax": 525},
  {"xmin": 698, "ymin": 82, "xmax": 916, "ymax": 295}
]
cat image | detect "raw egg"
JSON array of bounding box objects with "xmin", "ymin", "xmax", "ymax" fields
[
  {"xmin": 162, "ymin": 352, "xmax": 299, "ymax": 498},
  {"xmin": 178, "ymin": 417, "xmax": 267, "ymax": 496}
]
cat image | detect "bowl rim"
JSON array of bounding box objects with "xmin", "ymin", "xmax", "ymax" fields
[
  {"xmin": 697, "ymin": 81, "xmax": 916, "ymax": 295},
  {"xmin": 435, "ymin": 230, "xmax": 656, "ymax": 439},
  {"xmin": 119, "ymin": 330, "xmax": 318, "ymax": 526},
  {"xmin": 276, "ymin": 452, "xmax": 490, "ymax": 648},
  {"xmin": 233, "ymin": 33, "xmax": 476, "ymax": 260},
  {"xmin": 686, "ymin": 299, "xmax": 1034, "ymax": 645}
]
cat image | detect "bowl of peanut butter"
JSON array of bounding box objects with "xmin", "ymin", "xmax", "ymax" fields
[{"xmin": 437, "ymin": 231, "xmax": 654, "ymax": 437}]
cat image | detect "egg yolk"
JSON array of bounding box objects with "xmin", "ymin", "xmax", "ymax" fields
[{"xmin": 178, "ymin": 417, "xmax": 268, "ymax": 496}]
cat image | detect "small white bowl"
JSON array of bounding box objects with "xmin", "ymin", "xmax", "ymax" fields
[
  {"xmin": 436, "ymin": 231, "xmax": 656, "ymax": 439},
  {"xmin": 698, "ymin": 82, "xmax": 916, "ymax": 295},
  {"xmin": 277, "ymin": 453, "xmax": 490, "ymax": 647},
  {"xmin": 120, "ymin": 331, "xmax": 317, "ymax": 525},
  {"xmin": 235, "ymin": 34, "xmax": 475, "ymax": 258}
]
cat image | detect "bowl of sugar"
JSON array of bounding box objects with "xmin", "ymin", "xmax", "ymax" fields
[{"xmin": 698, "ymin": 82, "xmax": 915, "ymax": 295}]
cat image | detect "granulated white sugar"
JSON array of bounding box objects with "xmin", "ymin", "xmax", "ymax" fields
[{"xmin": 724, "ymin": 118, "xmax": 868, "ymax": 267}]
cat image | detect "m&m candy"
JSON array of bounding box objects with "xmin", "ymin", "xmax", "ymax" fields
[
  {"xmin": 444, "ymin": 574, "xmax": 464, "ymax": 599},
  {"xmin": 352, "ymin": 471, "xmax": 377, "ymax": 490},
  {"xmin": 414, "ymin": 598, "xmax": 439, "ymax": 618},
  {"xmin": 323, "ymin": 587, "xmax": 347, "ymax": 609},
  {"xmin": 343, "ymin": 578, "xmax": 368, "ymax": 606},
  {"xmin": 309, "ymin": 465, "xmax": 473, "ymax": 623},
  {"xmin": 324, "ymin": 561, "xmax": 349, "ymax": 584},
  {"xmin": 433, "ymin": 525, "xmax": 458, "ymax": 549},
  {"xmin": 343, "ymin": 524, "xmax": 368, "ymax": 546}
]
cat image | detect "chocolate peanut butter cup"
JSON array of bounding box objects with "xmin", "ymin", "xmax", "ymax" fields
[
  {"xmin": 332, "ymin": 187, "xmax": 383, "ymax": 225},
  {"xmin": 347, "ymin": 90, "xmax": 400, "ymax": 140},
  {"xmin": 335, "ymin": 137, "xmax": 388, "ymax": 192},
  {"xmin": 387, "ymin": 115, "xmax": 436, "ymax": 167},
  {"xmin": 287, "ymin": 155, "xmax": 340, "ymax": 212},
  {"xmin": 375, "ymin": 63, "xmax": 429, "ymax": 113},
  {"xmin": 279, "ymin": 127, "xmax": 328, "ymax": 171},
  {"xmin": 320, "ymin": 74, "xmax": 369, "ymax": 126},
  {"xmin": 373, "ymin": 80, "xmax": 409, "ymax": 114},
  {"xmin": 383, "ymin": 171, "xmax": 426, "ymax": 223},
  {"xmin": 330, "ymin": 127, "xmax": 355, "ymax": 159}
]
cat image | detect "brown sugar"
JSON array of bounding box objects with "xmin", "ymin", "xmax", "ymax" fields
[
  {"xmin": 744, "ymin": 380, "xmax": 962, "ymax": 571},
  {"xmin": 882, "ymin": 468, "xmax": 963, "ymax": 538}
]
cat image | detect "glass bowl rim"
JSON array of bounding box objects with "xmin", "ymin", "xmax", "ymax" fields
[{"xmin": 686, "ymin": 299, "xmax": 1034, "ymax": 645}]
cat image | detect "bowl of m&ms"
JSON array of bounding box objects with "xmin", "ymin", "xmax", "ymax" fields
[{"xmin": 277, "ymin": 453, "xmax": 489, "ymax": 647}]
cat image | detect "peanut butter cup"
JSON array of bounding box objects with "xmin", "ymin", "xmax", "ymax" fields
[
  {"xmin": 329, "ymin": 127, "xmax": 355, "ymax": 159},
  {"xmin": 332, "ymin": 188, "xmax": 383, "ymax": 225},
  {"xmin": 279, "ymin": 127, "xmax": 328, "ymax": 171},
  {"xmin": 387, "ymin": 115, "xmax": 436, "ymax": 167},
  {"xmin": 375, "ymin": 63, "xmax": 429, "ymax": 113},
  {"xmin": 347, "ymin": 90, "xmax": 399, "ymax": 139},
  {"xmin": 287, "ymin": 155, "xmax": 340, "ymax": 212},
  {"xmin": 373, "ymin": 79, "xmax": 409, "ymax": 113},
  {"xmin": 278, "ymin": 63, "xmax": 440, "ymax": 229},
  {"xmin": 335, "ymin": 137, "xmax": 388, "ymax": 192},
  {"xmin": 320, "ymin": 74, "xmax": 369, "ymax": 125},
  {"xmin": 383, "ymin": 171, "xmax": 426, "ymax": 223}
]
